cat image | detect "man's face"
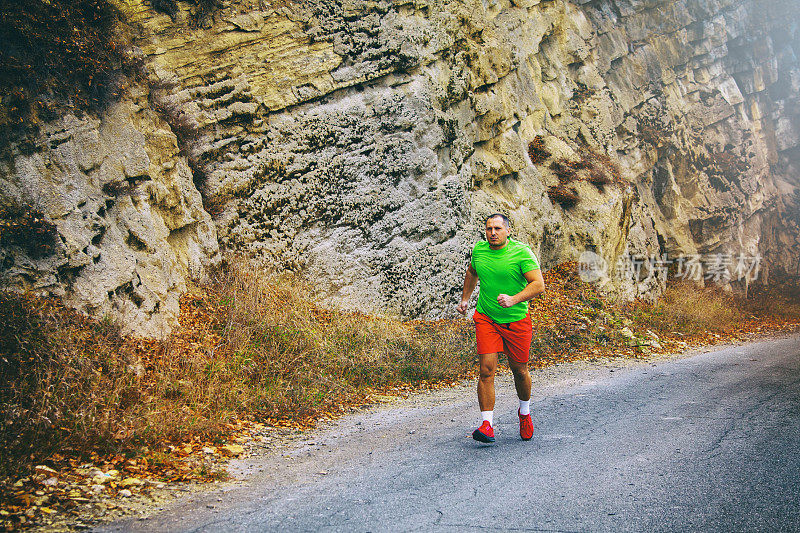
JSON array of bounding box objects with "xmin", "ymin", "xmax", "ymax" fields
[{"xmin": 485, "ymin": 217, "xmax": 510, "ymax": 249}]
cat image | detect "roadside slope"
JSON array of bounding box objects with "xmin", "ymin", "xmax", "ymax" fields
[{"xmin": 100, "ymin": 332, "xmax": 800, "ymax": 532}]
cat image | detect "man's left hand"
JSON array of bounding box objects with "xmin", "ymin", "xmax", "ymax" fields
[{"xmin": 497, "ymin": 294, "xmax": 516, "ymax": 308}]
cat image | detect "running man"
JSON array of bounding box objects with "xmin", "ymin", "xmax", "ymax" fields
[{"xmin": 457, "ymin": 214, "xmax": 545, "ymax": 443}]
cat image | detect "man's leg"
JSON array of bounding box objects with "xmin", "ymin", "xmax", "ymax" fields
[
  {"xmin": 509, "ymin": 358, "xmax": 534, "ymax": 440},
  {"xmin": 478, "ymin": 352, "xmax": 499, "ymax": 411},
  {"xmin": 473, "ymin": 351, "xmax": 499, "ymax": 442},
  {"xmin": 508, "ymin": 358, "xmax": 531, "ymax": 402}
]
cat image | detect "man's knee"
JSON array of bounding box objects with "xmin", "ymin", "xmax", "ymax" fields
[
  {"xmin": 479, "ymin": 365, "xmax": 496, "ymax": 380},
  {"xmin": 479, "ymin": 354, "xmax": 498, "ymax": 380},
  {"xmin": 509, "ymin": 360, "xmax": 529, "ymax": 376}
]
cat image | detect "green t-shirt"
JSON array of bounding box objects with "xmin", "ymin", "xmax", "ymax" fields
[{"xmin": 471, "ymin": 238, "xmax": 540, "ymax": 323}]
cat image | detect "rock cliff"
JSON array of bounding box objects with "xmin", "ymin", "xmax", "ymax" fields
[
  {"xmin": 0, "ymin": 93, "xmax": 220, "ymax": 337},
  {"xmin": 1, "ymin": 0, "xmax": 798, "ymax": 335}
]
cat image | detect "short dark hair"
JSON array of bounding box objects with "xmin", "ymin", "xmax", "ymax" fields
[{"xmin": 485, "ymin": 213, "xmax": 510, "ymax": 229}]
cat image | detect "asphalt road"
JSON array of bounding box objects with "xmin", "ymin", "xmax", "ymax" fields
[{"xmin": 103, "ymin": 334, "xmax": 800, "ymax": 532}]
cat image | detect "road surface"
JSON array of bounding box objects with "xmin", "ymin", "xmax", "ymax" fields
[{"xmin": 102, "ymin": 333, "xmax": 800, "ymax": 532}]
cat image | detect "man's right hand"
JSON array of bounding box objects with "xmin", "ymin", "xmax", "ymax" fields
[{"xmin": 456, "ymin": 300, "xmax": 469, "ymax": 315}]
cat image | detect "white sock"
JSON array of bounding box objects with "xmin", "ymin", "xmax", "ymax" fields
[
  {"xmin": 519, "ymin": 400, "xmax": 530, "ymax": 416},
  {"xmin": 481, "ymin": 411, "xmax": 493, "ymax": 425}
]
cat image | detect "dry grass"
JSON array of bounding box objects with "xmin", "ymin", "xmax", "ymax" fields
[
  {"xmin": 528, "ymin": 135, "xmax": 551, "ymax": 164},
  {"xmin": 637, "ymin": 114, "xmax": 674, "ymax": 147},
  {"xmin": 587, "ymin": 167, "xmax": 614, "ymax": 189},
  {"xmin": 0, "ymin": 0, "xmax": 129, "ymax": 137},
  {"xmin": 741, "ymin": 273, "xmax": 800, "ymax": 321},
  {"xmin": 550, "ymin": 160, "xmax": 584, "ymax": 184},
  {"xmin": 629, "ymin": 278, "xmax": 800, "ymax": 337},
  {"xmin": 578, "ymin": 147, "xmax": 623, "ymax": 187},
  {"xmin": 150, "ymin": 0, "xmax": 222, "ymax": 27},
  {"xmin": 709, "ymin": 151, "xmax": 750, "ymax": 180},
  {"xmin": 629, "ymin": 282, "xmax": 740, "ymax": 335},
  {"xmin": 547, "ymin": 184, "xmax": 579, "ymax": 208},
  {"xmin": 4, "ymin": 260, "xmax": 800, "ymax": 529},
  {"xmin": 528, "ymin": 265, "xmax": 602, "ymax": 361},
  {"xmin": 691, "ymin": 150, "xmax": 751, "ymax": 190},
  {"xmin": 0, "ymin": 292, "xmax": 143, "ymax": 474},
  {"xmin": 0, "ymin": 261, "xmax": 475, "ymax": 477},
  {"xmin": 543, "ymin": 148, "xmax": 624, "ymax": 204},
  {"xmin": 572, "ymin": 81, "xmax": 594, "ymax": 103},
  {"xmin": 0, "ymin": 205, "xmax": 59, "ymax": 258},
  {"xmin": 208, "ymin": 264, "xmax": 475, "ymax": 417}
]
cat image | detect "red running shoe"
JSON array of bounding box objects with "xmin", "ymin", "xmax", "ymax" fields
[
  {"xmin": 472, "ymin": 420, "xmax": 495, "ymax": 443},
  {"xmin": 519, "ymin": 409, "xmax": 533, "ymax": 440}
]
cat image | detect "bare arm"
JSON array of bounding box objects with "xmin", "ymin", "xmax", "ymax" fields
[
  {"xmin": 497, "ymin": 269, "xmax": 545, "ymax": 308},
  {"xmin": 456, "ymin": 265, "xmax": 478, "ymax": 315}
]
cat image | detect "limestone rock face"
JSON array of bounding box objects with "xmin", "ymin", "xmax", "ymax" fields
[
  {"xmin": 0, "ymin": 93, "xmax": 219, "ymax": 337},
  {"xmin": 1, "ymin": 0, "xmax": 798, "ymax": 333}
]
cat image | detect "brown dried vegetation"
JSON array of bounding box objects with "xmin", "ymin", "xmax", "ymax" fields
[
  {"xmin": 200, "ymin": 194, "xmax": 229, "ymax": 218},
  {"xmin": 706, "ymin": 150, "xmax": 751, "ymax": 182},
  {"xmin": 547, "ymin": 184, "xmax": 580, "ymax": 208},
  {"xmin": 527, "ymin": 135, "xmax": 551, "ymax": 164},
  {"xmin": 637, "ymin": 114, "xmax": 675, "ymax": 147},
  {"xmin": 0, "ymin": 205, "xmax": 59, "ymax": 258},
  {"xmin": 572, "ymin": 81, "xmax": 595, "ymax": 103},
  {"xmin": 0, "ymin": 261, "xmax": 475, "ymax": 480},
  {"xmin": 550, "ymin": 160, "xmax": 588, "ymax": 184},
  {"xmin": 545, "ymin": 146, "xmax": 623, "ymax": 205},
  {"xmin": 0, "ymin": 0, "xmax": 130, "ymax": 139},
  {"xmin": 149, "ymin": 0, "xmax": 222, "ymax": 27},
  {"xmin": 688, "ymin": 149, "xmax": 751, "ymax": 190},
  {"xmin": 579, "ymin": 147, "xmax": 623, "ymax": 189}
]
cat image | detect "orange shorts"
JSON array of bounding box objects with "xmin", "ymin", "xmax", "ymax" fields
[{"xmin": 473, "ymin": 311, "xmax": 533, "ymax": 364}]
